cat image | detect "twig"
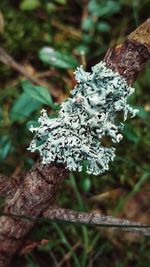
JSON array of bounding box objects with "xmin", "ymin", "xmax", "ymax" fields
[
  {"xmin": 104, "ymin": 18, "xmax": 150, "ymax": 84},
  {"xmin": 0, "ymin": 47, "xmax": 59, "ymax": 98},
  {"xmin": 44, "ymin": 207, "xmax": 150, "ymax": 236},
  {"xmin": 56, "ymin": 241, "xmax": 81, "ymax": 267},
  {"xmin": 1, "ymin": 207, "xmax": 150, "ymax": 236}
]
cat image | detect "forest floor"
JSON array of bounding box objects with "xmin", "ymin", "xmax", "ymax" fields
[{"xmin": 0, "ymin": 0, "xmax": 150, "ymax": 266}]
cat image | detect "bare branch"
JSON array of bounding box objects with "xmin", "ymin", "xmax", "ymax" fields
[
  {"xmin": 1, "ymin": 207, "xmax": 150, "ymax": 236},
  {"xmin": 44, "ymin": 207, "xmax": 150, "ymax": 236}
]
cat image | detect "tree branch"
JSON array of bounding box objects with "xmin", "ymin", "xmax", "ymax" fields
[
  {"xmin": 104, "ymin": 18, "xmax": 150, "ymax": 84},
  {"xmin": 0, "ymin": 174, "xmax": 18, "ymax": 198},
  {"xmin": 44, "ymin": 207, "xmax": 150, "ymax": 236},
  {"xmin": 1, "ymin": 206, "xmax": 150, "ymax": 236},
  {"xmin": 0, "ymin": 162, "xmax": 68, "ymax": 266},
  {"xmin": 0, "ymin": 18, "xmax": 150, "ymax": 267}
]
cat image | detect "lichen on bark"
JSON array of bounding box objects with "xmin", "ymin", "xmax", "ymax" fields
[{"xmin": 29, "ymin": 61, "xmax": 138, "ymax": 175}]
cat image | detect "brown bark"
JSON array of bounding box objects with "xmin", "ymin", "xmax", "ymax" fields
[
  {"xmin": 104, "ymin": 19, "xmax": 150, "ymax": 84},
  {"xmin": 0, "ymin": 175, "xmax": 18, "ymax": 198},
  {"xmin": 0, "ymin": 162, "xmax": 67, "ymax": 266},
  {"xmin": 44, "ymin": 207, "xmax": 150, "ymax": 236},
  {"xmin": 2, "ymin": 206, "xmax": 150, "ymax": 237},
  {"xmin": 0, "ymin": 19, "xmax": 150, "ymax": 267}
]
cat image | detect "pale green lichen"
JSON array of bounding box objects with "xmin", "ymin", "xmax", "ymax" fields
[{"xmin": 28, "ymin": 61, "xmax": 138, "ymax": 175}]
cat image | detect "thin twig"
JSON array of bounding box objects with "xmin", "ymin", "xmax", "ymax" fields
[
  {"xmin": 0, "ymin": 47, "xmax": 58, "ymax": 97},
  {"xmin": 56, "ymin": 241, "xmax": 81, "ymax": 267},
  {"xmin": 1, "ymin": 207, "xmax": 150, "ymax": 236},
  {"xmin": 44, "ymin": 207, "xmax": 150, "ymax": 236}
]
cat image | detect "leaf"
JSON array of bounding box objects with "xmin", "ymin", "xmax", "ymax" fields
[
  {"xmin": 80, "ymin": 176, "xmax": 91, "ymax": 192},
  {"xmin": 10, "ymin": 92, "xmax": 42, "ymax": 122},
  {"xmin": 20, "ymin": 0, "xmax": 40, "ymax": 10},
  {"xmin": 136, "ymin": 106, "xmax": 149, "ymax": 119},
  {"xmin": 82, "ymin": 16, "xmax": 95, "ymax": 31},
  {"xmin": 122, "ymin": 124, "xmax": 139, "ymax": 144},
  {"xmin": 54, "ymin": 0, "xmax": 67, "ymax": 4},
  {"xmin": 75, "ymin": 44, "xmax": 89, "ymax": 55},
  {"xmin": 97, "ymin": 22, "xmax": 111, "ymax": 32},
  {"xmin": 88, "ymin": 0, "xmax": 121, "ymax": 17},
  {"xmin": 22, "ymin": 81, "xmax": 54, "ymax": 108},
  {"xmin": 0, "ymin": 136, "xmax": 12, "ymax": 160},
  {"xmin": 39, "ymin": 47, "xmax": 78, "ymax": 69}
]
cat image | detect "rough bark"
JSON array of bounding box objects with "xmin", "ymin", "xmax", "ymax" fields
[
  {"xmin": 2, "ymin": 207, "xmax": 150, "ymax": 237},
  {"xmin": 0, "ymin": 162, "xmax": 67, "ymax": 266},
  {"xmin": 104, "ymin": 19, "xmax": 150, "ymax": 84},
  {"xmin": 0, "ymin": 175, "xmax": 18, "ymax": 198},
  {"xmin": 44, "ymin": 207, "xmax": 150, "ymax": 236},
  {"xmin": 0, "ymin": 18, "xmax": 150, "ymax": 267}
]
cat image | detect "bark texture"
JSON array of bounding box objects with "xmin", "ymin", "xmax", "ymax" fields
[
  {"xmin": 0, "ymin": 162, "xmax": 67, "ymax": 266},
  {"xmin": 104, "ymin": 19, "xmax": 150, "ymax": 84},
  {"xmin": 0, "ymin": 175, "xmax": 19, "ymax": 198},
  {"xmin": 0, "ymin": 19, "xmax": 150, "ymax": 267},
  {"xmin": 44, "ymin": 207, "xmax": 150, "ymax": 236}
]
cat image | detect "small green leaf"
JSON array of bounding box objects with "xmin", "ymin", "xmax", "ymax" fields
[
  {"xmin": 82, "ymin": 16, "xmax": 95, "ymax": 31},
  {"xmin": 39, "ymin": 47, "xmax": 78, "ymax": 69},
  {"xmin": 136, "ymin": 106, "xmax": 149, "ymax": 119},
  {"xmin": 80, "ymin": 176, "xmax": 91, "ymax": 192},
  {"xmin": 0, "ymin": 136, "xmax": 11, "ymax": 160},
  {"xmin": 22, "ymin": 81, "xmax": 54, "ymax": 108},
  {"xmin": 75, "ymin": 44, "xmax": 89, "ymax": 55},
  {"xmin": 10, "ymin": 92, "xmax": 42, "ymax": 122},
  {"xmin": 45, "ymin": 3, "xmax": 56, "ymax": 13},
  {"xmin": 97, "ymin": 22, "xmax": 110, "ymax": 32},
  {"xmin": 54, "ymin": 0, "xmax": 67, "ymax": 4},
  {"xmin": 88, "ymin": 0, "xmax": 121, "ymax": 17},
  {"xmin": 20, "ymin": 0, "xmax": 40, "ymax": 10},
  {"xmin": 122, "ymin": 124, "xmax": 139, "ymax": 144}
]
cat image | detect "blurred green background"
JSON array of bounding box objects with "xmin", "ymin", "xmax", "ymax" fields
[{"xmin": 0, "ymin": 0, "xmax": 150, "ymax": 266}]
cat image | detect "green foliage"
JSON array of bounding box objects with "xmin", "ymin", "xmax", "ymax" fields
[
  {"xmin": 10, "ymin": 92, "xmax": 42, "ymax": 122},
  {"xmin": 20, "ymin": 0, "xmax": 41, "ymax": 10},
  {"xmin": 22, "ymin": 81, "xmax": 54, "ymax": 107},
  {"xmin": 26, "ymin": 255, "xmax": 40, "ymax": 267},
  {"xmin": 88, "ymin": 0, "xmax": 121, "ymax": 17},
  {"xmin": 0, "ymin": 136, "xmax": 12, "ymax": 160},
  {"xmin": 122, "ymin": 124, "xmax": 140, "ymax": 144},
  {"xmin": 39, "ymin": 47, "xmax": 78, "ymax": 69},
  {"xmin": 0, "ymin": 0, "xmax": 150, "ymax": 266}
]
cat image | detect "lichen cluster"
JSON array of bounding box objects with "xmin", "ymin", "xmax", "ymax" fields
[{"xmin": 29, "ymin": 61, "xmax": 138, "ymax": 175}]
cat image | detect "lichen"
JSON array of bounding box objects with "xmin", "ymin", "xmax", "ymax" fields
[{"xmin": 28, "ymin": 61, "xmax": 138, "ymax": 175}]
